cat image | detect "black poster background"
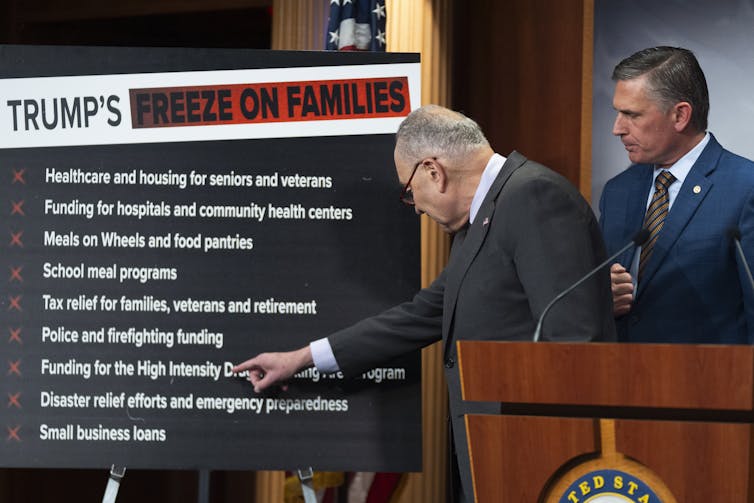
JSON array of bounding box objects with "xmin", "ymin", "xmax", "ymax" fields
[{"xmin": 0, "ymin": 46, "xmax": 421, "ymax": 471}]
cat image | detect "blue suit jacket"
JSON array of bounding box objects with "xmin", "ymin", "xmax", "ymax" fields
[{"xmin": 599, "ymin": 134, "xmax": 754, "ymax": 344}]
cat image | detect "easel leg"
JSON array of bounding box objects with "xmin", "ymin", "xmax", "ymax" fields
[
  {"xmin": 101, "ymin": 465, "xmax": 126, "ymax": 503},
  {"xmin": 298, "ymin": 467, "xmax": 317, "ymax": 503}
]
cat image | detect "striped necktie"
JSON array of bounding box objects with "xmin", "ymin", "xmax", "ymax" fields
[{"xmin": 639, "ymin": 170, "xmax": 676, "ymax": 280}]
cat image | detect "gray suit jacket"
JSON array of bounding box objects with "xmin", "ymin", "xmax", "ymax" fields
[{"xmin": 329, "ymin": 151, "xmax": 615, "ymax": 502}]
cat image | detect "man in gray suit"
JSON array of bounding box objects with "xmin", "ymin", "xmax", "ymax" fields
[{"xmin": 233, "ymin": 104, "xmax": 615, "ymax": 502}]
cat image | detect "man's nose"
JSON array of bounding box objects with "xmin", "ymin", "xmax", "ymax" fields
[{"xmin": 612, "ymin": 114, "xmax": 626, "ymax": 136}]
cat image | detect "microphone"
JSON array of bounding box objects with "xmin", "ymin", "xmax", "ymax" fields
[
  {"xmin": 532, "ymin": 228, "xmax": 650, "ymax": 342},
  {"xmin": 728, "ymin": 227, "xmax": 754, "ymax": 295}
]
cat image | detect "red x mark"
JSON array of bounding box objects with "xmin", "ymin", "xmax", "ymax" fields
[
  {"xmin": 7, "ymin": 359, "xmax": 21, "ymax": 376},
  {"xmin": 8, "ymin": 295, "xmax": 22, "ymax": 312},
  {"xmin": 12, "ymin": 169, "xmax": 25, "ymax": 184},
  {"xmin": 8, "ymin": 327, "xmax": 22, "ymax": 344},
  {"xmin": 9, "ymin": 266, "xmax": 23, "ymax": 283},
  {"xmin": 6, "ymin": 426, "xmax": 21, "ymax": 442},
  {"xmin": 10, "ymin": 200, "xmax": 25, "ymax": 216},
  {"xmin": 9, "ymin": 231, "xmax": 23, "ymax": 247},
  {"xmin": 7, "ymin": 393, "xmax": 21, "ymax": 409}
]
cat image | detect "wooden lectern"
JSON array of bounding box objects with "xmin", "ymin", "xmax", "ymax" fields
[{"xmin": 457, "ymin": 341, "xmax": 754, "ymax": 502}]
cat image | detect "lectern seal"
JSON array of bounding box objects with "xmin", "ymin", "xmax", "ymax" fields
[{"xmin": 557, "ymin": 469, "xmax": 662, "ymax": 503}]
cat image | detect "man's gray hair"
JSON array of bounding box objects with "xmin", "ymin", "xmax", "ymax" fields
[{"xmin": 395, "ymin": 104, "xmax": 490, "ymax": 162}]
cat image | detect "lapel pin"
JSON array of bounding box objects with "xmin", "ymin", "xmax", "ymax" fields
[
  {"xmin": 693, "ymin": 185, "xmax": 701, "ymax": 194},
  {"xmin": 482, "ymin": 217, "xmax": 490, "ymax": 226}
]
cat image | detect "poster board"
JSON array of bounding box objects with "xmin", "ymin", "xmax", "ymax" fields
[{"xmin": 0, "ymin": 45, "xmax": 421, "ymax": 472}]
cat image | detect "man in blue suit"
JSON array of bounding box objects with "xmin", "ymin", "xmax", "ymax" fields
[{"xmin": 599, "ymin": 46, "xmax": 754, "ymax": 343}]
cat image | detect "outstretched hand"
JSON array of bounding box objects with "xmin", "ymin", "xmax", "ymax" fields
[{"xmin": 232, "ymin": 346, "xmax": 313, "ymax": 393}]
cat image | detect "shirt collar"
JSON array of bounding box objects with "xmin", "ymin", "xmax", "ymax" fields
[
  {"xmin": 653, "ymin": 132, "xmax": 710, "ymax": 184},
  {"xmin": 469, "ymin": 153, "xmax": 506, "ymax": 224}
]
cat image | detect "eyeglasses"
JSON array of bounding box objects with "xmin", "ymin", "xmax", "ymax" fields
[
  {"xmin": 399, "ymin": 161, "xmax": 420, "ymax": 206},
  {"xmin": 399, "ymin": 159, "xmax": 427, "ymax": 206}
]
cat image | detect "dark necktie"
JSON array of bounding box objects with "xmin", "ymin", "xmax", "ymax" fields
[{"xmin": 639, "ymin": 170, "xmax": 676, "ymax": 280}]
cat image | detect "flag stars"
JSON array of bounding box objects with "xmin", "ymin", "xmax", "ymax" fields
[
  {"xmin": 372, "ymin": 2, "xmax": 386, "ymax": 20},
  {"xmin": 328, "ymin": 0, "xmax": 387, "ymax": 52}
]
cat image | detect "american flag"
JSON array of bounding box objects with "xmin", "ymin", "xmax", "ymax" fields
[
  {"xmin": 322, "ymin": 6, "xmax": 398, "ymax": 502},
  {"xmin": 326, "ymin": 0, "xmax": 387, "ymax": 52}
]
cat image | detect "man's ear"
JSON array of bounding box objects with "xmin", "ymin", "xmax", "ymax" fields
[
  {"xmin": 672, "ymin": 101, "xmax": 693, "ymax": 132},
  {"xmin": 425, "ymin": 158, "xmax": 449, "ymax": 193}
]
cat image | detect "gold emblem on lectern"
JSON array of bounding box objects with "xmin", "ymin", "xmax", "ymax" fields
[
  {"xmin": 556, "ymin": 469, "xmax": 661, "ymax": 502},
  {"xmin": 542, "ymin": 420, "xmax": 677, "ymax": 503}
]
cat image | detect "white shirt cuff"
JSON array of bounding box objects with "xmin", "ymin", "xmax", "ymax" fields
[{"xmin": 310, "ymin": 337, "xmax": 340, "ymax": 373}]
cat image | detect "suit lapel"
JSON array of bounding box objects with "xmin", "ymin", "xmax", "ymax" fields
[
  {"xmin": 442, "ymin": 152, "xmax": 527, "ymax": 360},
  {"xmin": 637, "ymin": 136, "xmax": 722, "ymax": 295}
]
